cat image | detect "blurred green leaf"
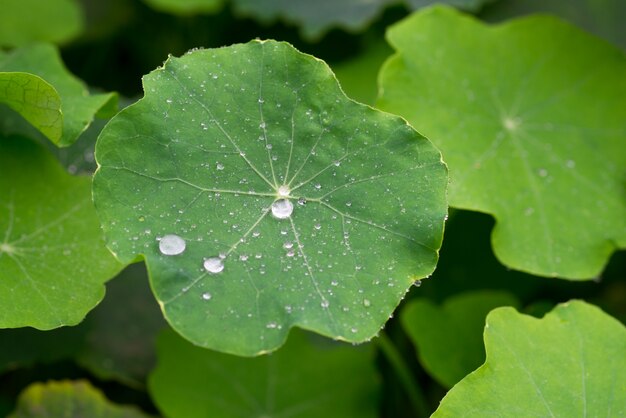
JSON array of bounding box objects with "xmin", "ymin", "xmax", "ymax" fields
[
  {"xmin": 0, "ymin": 44, "xmax": 117, "ymax": 147},
  {"xmin": 9, "ymin": 380, "xmax": 152, "ymax": 418},
  {"xmin": 378, "ymin": 6, "xmax": 626, "ymax": 279},
  {"xmin": 432, "ymin": 300, "xmax": 626, "ymax": 417},
  {"xmin": 401, "ymin": 290, "xmax": 519, "ymax": 388},
  {"xmin": 407, "ymin": 0, "xmax": 497, "ymax": 12},
  {"xmin": 142, "ymin": 0, "xmax": 223, "ymax": 15},
  {"xmin": 0, "ymin": 0, "xmax": 83, "ymax": 47},
  {"xmin": 0, "ymin": 136, "xmax": 123, "ymax": 329},
  {"xmin": 93, "ymin": 40, "xmax": 447, "ymax": 355},
  {"xmin": 149, "ymin": 328, "xmax": 379, "ymax": 418}
]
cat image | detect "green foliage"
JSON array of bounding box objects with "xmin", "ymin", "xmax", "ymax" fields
[
  {"xmin": 93, "ymin": 40, "xmax": 447, "ymax": 355},
  {"xmin": 1, "ymin": 1, "xmax": 625, "ymax": 417},
  {"xmin": 378, "ymin": 6, "xmax": 626, "ymax": 279},
  {"xmin": 0, "ymin": 44, "xmax": 117, "ymax": 147},
  {"xmin": 149, "ymin": 328, "xmax": 379, "ymax": 418},
  {"xmin": 0, "ymin": 137, "xmax": 123, "ymax": 329},
  {"xmin": 0, "ymin": 0, "xmax": 83, "ymax": 47},
  {"xmin": 432, "ymin": 301, "xmax": 626, "ymax": 417},
  {"xmin": 401, "ymin": 290, "xmax": 519, "ymax": 388},
  {"xmin": 9, "ymin": 380, "xmax": 151, "ymax": 418}
]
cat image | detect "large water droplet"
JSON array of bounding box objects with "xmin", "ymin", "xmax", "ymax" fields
[
  {"xmin": 159, "ymin": 234, "xmax": 186, "ymax": 255},
  {"xmin": 204, "ymin": 257, "xmax": 224, "ymax": 273},
  {"xmin": 271, "ymin": 199, "xmax": 294, "ymax": 219}
]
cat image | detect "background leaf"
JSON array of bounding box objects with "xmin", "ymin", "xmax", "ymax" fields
[
  {"xmin": 93, "ymin": 40, "xmax": 447, "ymax": 355},
  {"xmin": 142, "ymin": 0, "xmax": 223, "ymax": 15},
  {"xmin": 9, "ymin": 380, "xmax": 151, "ymax": 418},
  {"xmin": 432, "ymin": 300, "xmax": 626, "ymax": 417},
  {"xmin": 0, "ymin": 73, "xmax": 62, "ymax": 142},
  {"xmin": 149, "ymin": 328, "xmax": 379, "ymax": 418},
  {"xmin": 0, "ymin": 0, "xmax": 83, "ymax": 47},
  {"xmin": 0, "ymin": 44, "xmax": 117, "ymax": 147},
  {"xmin": 407, "ymin": 0, "xmax": 496, "ymax": 12},
  {"xmin": 0, "ymin": 136, "xmax": 123, "ymax": 329},
  {"xmin": 401, "ymin": 290, "xmax": 519, "ymax": 388},
  {"xmin": 232, "ymin": 0, "xmax": 396, "ymax": 40},
  {"xmin": 378, "ymin": 6, "xmax": 626, "ymax": 279}
]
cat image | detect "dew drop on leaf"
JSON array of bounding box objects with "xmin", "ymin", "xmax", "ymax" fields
[
  {"xmin": 202, "ymin": 292, "xmax": 212, "ymax": 300},
  {"xmin": 271, "ymin": 199, "xmax": 294, "ymax": 219},
  {"xmin": 158, "ymin": 234, "xmax": 186, "ymax": 255},
  {"xmin": 203, "ymin": 257, "xmax": 224, "ymax": 274}
]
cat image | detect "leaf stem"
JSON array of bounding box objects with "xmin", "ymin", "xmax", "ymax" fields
[{"xmin": 377, "ymin": 332, "xmax": 429, "ymax": 417}]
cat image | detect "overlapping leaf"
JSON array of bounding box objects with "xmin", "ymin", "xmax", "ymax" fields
[
  {"xmin": 408, "ymin": 0, "xmax": 496, "ymax": 12},
  {"xmin": 9, "ymin": 380, "xmax": 151, "ymax": 418},
  {"xmin": 93, "ymin": 40, "xmax": 447, "ymax": 355},
  {"xmin": 0, "ymin": 0, "xmax": 83, "ymax": 47},
  {"xmin": 0, "ymin": 44, "xmax": 117, "ymax": 146},
  {"xmin": 401, "ymin": 291, "xmax": 519, "ymax": 388},
  {"xmin": 378, "ymin": 6, "xmax": 626, "ymax": 279},
  {"xmin": 142, "ymin": 0, "xmax": 223, "ymax": 15},
  {"xmin": 0, "ymin": 136, "xmax": 123, "ymax": 329},
  {"xmin": 149, "ymin": 328, "xmax": 379, "ymax": 418},
  {"xmin": 432, "ymin": 300, "xmax": 626, "ymax": 417}
]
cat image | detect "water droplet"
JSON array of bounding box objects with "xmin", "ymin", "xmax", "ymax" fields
[
  {"xmin": 203, "ymin": 257, "xmax": 224, "ymax": 274},
  {"xmin": 297, "ymin": 197, "xmax": 306, "ymax": 205},
  {"xmin": 283, "ymin": 241, "xmax": 293, "ymax": 249},
  {"xmin": 314, "ymin": 183, "xmax": 321, "ymax": 190},
  {"xmin": 345, "ymin": 202, "xmax": 352, "ymax": 207},
  {"xmin": 252, "ymin": 231, "xmax": 261, "ymax": 237},
  {"xmin": 538, "ymin": 168, "xmax": 548, "ymax": 177},
  {"xmin": 216, "ymin": 163, "xmax": 224, "ymax": 170},
  {"xmin": 202, "ymin": 292, "xmax": 212, "ymax": 300},
  {"xmin": 413, "ymin": 280, "xmax": 422, "ymax": 288},
  {"xmin": 239, "ymin": 254, "xmax": 249, "ymax": 261},
  {"xmin": 285, "ymin": 305, "xmax": 293, "ymax": 313},
  {"xmin": 259, "ymin": 122, "xmax": 266, "ymax": 129},
  {"xmin": 286, "ymin": 250, "xmax": 295, "ymax": 257},
  {"xmin": 321, "ymin": 300, "xmax": 330, "ymax": 308},
  {"xmin": 331, "ymin": 280, "xmax": 338, "ymax": 286},
  {"xmin": 363, "ymin": 299, "xmax": 371, "ymax": 308},
  {"xmin": 350, "ymin": 327, "xmax": 358, "ymax": 333},
  {"xmin": 159, "ymin": 234, "xmax": 186, "ymax": 255},
  {"xmin": 271, "ymin": 199, "xmax": 294, "ymax": 219},
  {"xmin": 314, "ymin": 223, "xmax": 321, "ymax": 230},
  {"xmin": 166, "ymin": 99, "xmax": 172, "ymax": 104},
  {"xmin": 266, "ymin": 322, "xmax": 277, "ymax": 329},
  {"xmin": 277, "ymin": 185, "xmax": 290, "ymax": 197}
]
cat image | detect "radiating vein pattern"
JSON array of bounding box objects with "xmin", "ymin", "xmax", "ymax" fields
[{"xmin": 93, "ymin": 40, "xmax": 447, "ymax": 355}]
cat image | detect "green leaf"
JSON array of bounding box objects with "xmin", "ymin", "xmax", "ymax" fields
[
  {"xmin": 0, "ymin": 0, "xmax": 84, "ymax": 47},
  {"xmin": 93, "ymin": 40, "xmax": 447, "ymax": 355},
  {"xmin": 0, "ymin": 136, "xmax": 123, "ymax": 329},
  {"xmin": 142, "ymin": 0, "xmax": 223, "ymax": 15},
  {"xmin": 0, "ymin": 73, "xmax": 62, "ymax": 142},
  {"xmin": 9, "ymin": 380, "xmax": 151, "ymax": 418},
  {"xmin": 0, "ymin": 44, "xmax": 117, "ymax": 147},
  {"xmin": 232, "ymin": 0, "xmax": 395, "ymax": 40},
  {"xmin": 432, "ymin": 300, "xmax": 626, "ymax": 417},
  {"xmin": 407, "ymin": 0, "xmax": 497, "ymax": 12},
  {"xmin": 480, "ymin": 0, "xmax": 626, "ymax": 50},
  {"xmin": 149, "ymin": 328, "xmax": 380, "ymax": 418},
  {"xmin": 401, "ymin": 290, "xmax": 519, "ymax": 388},
  {"xmin": 378, "ymin": 6, "xmax": 626, "ymax": 279}
]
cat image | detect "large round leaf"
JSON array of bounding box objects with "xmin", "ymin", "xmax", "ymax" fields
[
  {"xmin": 0, "ymin": 136, "xmax": 123, "ymax": 329},
  {"xmin": 93, "ymin": 40, "xmax": 447, "ymax": 355},
  {"xmin": 378, "ymin": 6, "xmax": 626, "ymax": 279},
  {"xmin": 432, "ymin": 300, "xmax": 626, "ymax": 417}
]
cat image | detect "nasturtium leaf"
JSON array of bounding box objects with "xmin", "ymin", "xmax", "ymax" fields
[
  {"xmin": 232, "ymin": 0, "xmax": 395, "ymax": 40},
  {"xmin": 0, "ymin": 73, "xmax": 62, "ymax": 142},
  {"xmin": 0, "ymin": 0, "xmax": 83, "ymax": 47},
  {"xmin": 0, "ymin": 44, "xmax": 117, "ymax": 147},
  {"xmin": 401, "ymin": 290, "xmax": 519, "ymax": 388},
  {"xmin": 378, "ymin": 6, "xmax": 626, "ymax": 279},
  {"xmin": 432, "ymin": 300, "xmax": 626, "ymax": 417},
  {"xmin": 142, "ymin": 0, "xmax": 223, "ymax": 15},
  {"xmin": 0, "ymin": 136, "xmax": 123, "ymax": 329},
  {"xmin": 9, "ymin": 380, "xmax": 151, "ymax": 418},
  {"xmin": 149, "ymin": 328, "xmax": 379, "ymax": 418},
  {"xmin": 407, "ymin": 0, "xmax": 496, "ymax": 12},
  {"xmin": 93, "ymin": 40, "xmax": 447, "ymax": 355}
]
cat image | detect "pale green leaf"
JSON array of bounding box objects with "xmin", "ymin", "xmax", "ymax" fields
[
  {"xmin": 408, "ymin": 0, "xmax": 497, "ymax": 12},
  {"xmin": 142, "ymin": 0, "xmax": 223, "ymax": 15},
  {"xmin": 432, "ymin": 300, "xmax": 626, "ymax": 417},
  {"xmin": 0, "ymin": 136, "xmax": 123, "ymax": 329},
  {"xmin": 9, "ymin": 380, "xmax": 151, "ymax": 418},
  {"xmin": 0, "ymin": 72, "xmax": 62, "ymax": 142},
  {"xmin": 378, "ymin": 6, "xmax": 626, "ymax": 279},
  {"xmin": 0, "ymin": 0, "xmax": 83, "ymax": 47},
  {"xmin": 401, "ymin": 290, "xmax": 519, "ymax": 388},
  {"xmin": 93, "ymin": 40, "xmax": 447, "ymax": 355},
  {"xmin": 0, "ymin": 44, "xmax": 117, "ymax": 147},
  {"xmin": 232, "ymin": 0, "xmax": 395, "ymax": 40},
  {"xmin": 148, "ymin": 328, "xmax": 379, "ymax": 418}
]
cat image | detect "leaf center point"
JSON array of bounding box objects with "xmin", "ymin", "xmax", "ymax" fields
[{"xmin": 277, "ymin": 185, "xmax": 290, "ymax": 197}]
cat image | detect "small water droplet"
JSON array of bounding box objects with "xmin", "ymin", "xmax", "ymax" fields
[
  {"xmin": 297, "ymin": 197, "xmax": 306, "ymax": 205},
  {"xmin": 314, "ymin": 183, "xmax": 321, "ymax": 190},
  {"xmin": 350, "ymin": 327, "xmax": 358, "ymax": 333},
  {"xmin": 314, "ymin": 223, "xmax": 321, "ymax": 230},
  {"xmin": 331, "ymin": 280, "xmax": 338, "ymax": 286},
  {"xmin": 321, "ymin": 300, "xmax": 330, "ymax": 308},
  {"xmin": 283, "ymin": 241, "xmax": 293, "ymax": 249},
  {"xmin": 363, "ymin": 299, "xmax": 371, "ymax": 308},
  {"xmin": 286, "ymin": 250, "xmax": 295, "ymax": 257},
  {"xmin": 277, "ymin": 185, "xmax": 290, "ymax": 197},
  {"xmin": 252, "ymin": 231, "xmax": 260, "ymax": 238},
  {"xmin": 271, "ymin": 199, "xmax": 294, "ymax": 219},
  {"xmin": 413, "ymin": 280, "xmax": 422, "ymax": 288},
  {"xmin": 216, "ymin": 163, "xmax": 224, "ymax": 170},
  {"xmin": 202, "ymin": 292, "xmax": 212, "ymax": 300},
  {"xmin": 159, "ymin": 235, "xmax": 186, "ymax": 255},
  {"xmin": 345, "ymin": 202, "xmax": 352, "ymax": 207},
  {"xmin": 203, "ymin": 257, "xmax": 224, "ymax": 274},
  {"xmin": 266, "ymin": 322, "xmax": 277, "ymax": 329},
  {"xmin": 239, "ymin": 254, "xmax": 249, "ymax": 261}
]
